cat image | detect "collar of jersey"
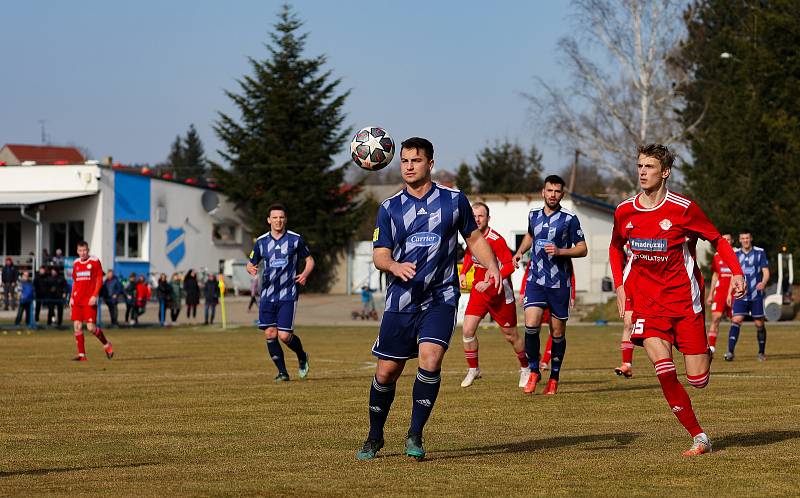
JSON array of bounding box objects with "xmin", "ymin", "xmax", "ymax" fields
[
  {"xmin": 403, "ymin": 182, "xmax": 438, "ymax": 201},
  {"xmin": 633, "ymin": 190, "xmax": 670, "ymax": 212},
  {"xmin": 540, "ymin": 205, "xmax": 563, "ymax": 218},
  {"xmin": 268, "ymin": 230, "xmax": 288, "ymax": 242}
]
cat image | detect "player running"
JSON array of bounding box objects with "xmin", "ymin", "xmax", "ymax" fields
[
  {"xmin": 706, "ymin": 233, "xmax": 734, "ymax": 356},
  {"xmin": 513, "ymin": 175, "xmax": 587, "ymax": 395},
  {"xmin": 69, "ymin": 241, "xmax": 113, "ymax": 361},
  {"xmin": 356, "ymin": 137, "xmax": 501, "ymax": 461},
  {"xmin": 609, "ymin": 143, "xmax": 745, "ymax": 456},
  {"xmin": 725, "ymin": 231, "xmax": 770, "ymax": 362},
  {"xmin": 246, "ymin": 204, "xmax": 315, "ymax": 382},
  {"xmin": 458, "ymin": 202, "xmax": 529, "ymax": 388}
]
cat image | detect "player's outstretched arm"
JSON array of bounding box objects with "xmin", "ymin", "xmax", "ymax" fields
[
  {"xmin": 465, "ymin": 229, "xmax": 501, "ymax": 294},
  {"xmin": 295, "ymin": 256, "xmax": 315, "ymax": 286},
  {"xmin": 373, "ymin": 247, "xmax": 416, "ymax": 282},
  {"xmin": 513, "ymin": 233, "xmax": 533, "ymax": 268}
]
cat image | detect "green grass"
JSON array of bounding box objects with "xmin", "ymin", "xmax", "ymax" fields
[{"xmin": 2, "ymin": 324, "xmax": 799, "ymax": 496}]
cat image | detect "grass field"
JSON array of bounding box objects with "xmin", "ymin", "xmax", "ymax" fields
[{"xmin": 2, "ymin": 324, "xmax": 799, "ymax": 497}]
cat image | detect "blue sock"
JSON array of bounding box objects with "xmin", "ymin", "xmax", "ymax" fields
[
  {"xmin": 266, "ymin": 338, "xmax": 288, "ymax": 375},
  {"xmin": 284, "ymin": 334, "xmax": 307, "ymax": 363},
  {"xmin": 756, "ymin": 326, "xmax": 766, "ymax": 355},
  {"xmin": 550, "ymin": 335, "xmax": 566, "ymax": 380},
  {"xmin": 525, "ymin": 326, "xmax": 541, "ymax": 374},
  {"xmin": 728, "ymin": 323, "xmax": 741, "ymax": 353},
  {"xmin": 409, "ymin": 368, "xmax": 441, "ymax": 436},
  {"xmin": 368, "ymin": 376, "xmax": 396, "ymax": 441}
]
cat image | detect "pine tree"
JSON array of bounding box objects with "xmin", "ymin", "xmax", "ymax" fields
[
  {"xmin": 455, "ymin": 162, "xmax": 473, "ymax": 194},
  {"xmin": 470, "ymin": 141, "xmax": 544, "ymax": 193},
  {"xmin": 212, "ymin": 4, "xmax": 362, "ymax": 292},
  {"xmin": 182, "ymin": 124, "xmax": 207, "ymax": 179},
  {"xmin": 167, "ymin": 135, "xmax": 185, "ymax": 176}
]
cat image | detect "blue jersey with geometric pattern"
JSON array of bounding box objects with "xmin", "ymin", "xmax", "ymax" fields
[
  {"xmin": 249, "ymin": 230, "xmax": 310, "ymax": 303},
  {"xmin": 526, "ymin": 206, "xmax": 585, "ymax": 289},
  {"xmin": 374, "ymin": 183, "xmax": 478, "ymax": 313},
  {"xmin": 735, "ymin": 246, "xmax": 768, "ymax": 301}
]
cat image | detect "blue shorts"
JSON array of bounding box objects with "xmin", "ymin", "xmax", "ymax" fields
[
  {"xmin": 258, "ymin": 300, "xmax": 297, "ymax": 332},
  {"xmin": 732, "ymin": 296, "xmax": 765, "ymax": 318},
  {"xmin": 371, "ymin": 303, "xmax": 457, "ymax": 361},
  {"xmin": 523, "ymin": 283, "xmax": 570, "ymax": 320}
]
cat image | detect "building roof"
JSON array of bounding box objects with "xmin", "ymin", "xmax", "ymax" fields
[
  {"xmin": 471, "ymin": 191, "xmax": 615, "ymax": 214},
  {"xmin": 1, "ymin": 144, "xmax": 85, "ymax": 164}
]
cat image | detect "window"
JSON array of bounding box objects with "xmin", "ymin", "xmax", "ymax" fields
[
  {"xmin": 50, "ymin": 221, "xmax": 83, "ymax": 257},
  {"xmin": 212, "ymin": 223, "xmax": 239, "ymax": 245},
  {"xmin": 514, "ymin": 233, "xmax": 527, "ymax": 254},
  {"xmin": 1, "ymin": 222, "xmax": 21, "ymax": 256},
  {"xmin": 116, "ymin": 222, "xmax": 145, "ymax": 259}
]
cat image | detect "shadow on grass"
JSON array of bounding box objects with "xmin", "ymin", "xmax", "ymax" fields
[
  {"xmin": 0, "ymin": 461, "xmax": 159, "ymax": 478},
  {"xmin": 385, "ymin": 432, "xmax": 642, "ymax": 461},
  {"xmin": 714, "ymin": 430, "xmax": 800, "ymax": 450}
]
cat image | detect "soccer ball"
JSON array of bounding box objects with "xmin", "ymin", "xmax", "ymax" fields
[{"xmin": 350, "ymin": 126, "xmax": 395, "ymax": 171}]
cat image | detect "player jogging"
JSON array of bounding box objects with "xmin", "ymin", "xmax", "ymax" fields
[
  {"xmin": 513, "ymin": 175, "xmax": 588, "ymax": 395},
  {"xmin": 706, "ymin": 233, "xmax": 734, "ymax": 355},
  {"xmin": 725, "ymin": 231, "xmax": 769, "ymax": 362},
  {"xmin": 458, "ymin": 202, "xmax": 529, "ymax": 388},
  {"xmin": 609, "ymin": 143, "xmax": 745, "ymax": 456},
  {"xmin": 70, "ymin": 241, "xmax": 113, "ymax": 361},
  {"xmin": 356, "ymin": 137, "xmax": 501, "ymax": 461},
  {"xmin": 247, "ymin": 204, "xmax": 315, "ymax": 382}
]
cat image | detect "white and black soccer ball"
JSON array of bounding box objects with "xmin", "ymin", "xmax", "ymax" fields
[{"xmin": 350, "ymin": 126, "xmax": 395, "ymax": 171}]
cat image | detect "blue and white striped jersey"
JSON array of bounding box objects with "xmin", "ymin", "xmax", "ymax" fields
[
  {"xmin": 249, "ymin": 230, "xmax": 311, "ymax": 303},
  {"xmin": 735, "ymin": 246, "xmax": 768, "ymax": 301},
  {"xmin": 526, "ymin": 206, "xmax": 585, "ymax": 289},
  {"xmin": 374, "ymin": 183, "xmax": 478, "ymax": 313}
]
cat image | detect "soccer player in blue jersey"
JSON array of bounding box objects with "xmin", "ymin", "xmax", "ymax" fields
[
  {"xmin": 356, "ymin": 137, "xmax": 502, "ymax": 461},
  {"xmin": 512, "ymin": 175, "xmax": 588, "ymax": 395},
  {"xmin": 246, "ymin": 204, "xmax": 315, "ymax": 382},
  {"xmin": 725, "ymin": 230, "xmax": 770, "ymax": 362}
]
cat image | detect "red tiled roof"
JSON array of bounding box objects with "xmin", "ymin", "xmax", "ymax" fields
[{"xmin": 2, "ymin": 144, "xmax": 85, "ymax": 164}]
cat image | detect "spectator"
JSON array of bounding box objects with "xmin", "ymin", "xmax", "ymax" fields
[
  {"xmin": 14, "ymin": 272, "xmax": 34, "ymax": 326},
  {"xmin": 100, "ymin": 270, "xmax": 124, "ymax": 327},
  {"xmin": 2, "ymin": 257, "xmax": 19, "ymax": 311},
  {"xmin": 361, "ymin": 285, "xmax": 377, "ymax": 315},
  {"xmin": 51, "ymin": 249, "xmax": 65, "ymax": 268},
  {"xmin": 156, "ymin": 273, "xmax": 173, "ymax": 326},
  {"xmin": 46, "ymin": 267, "xmax": 67, "ymax": 327},
  {"xmin": 123, "ymin": 272, "xmax": 138, "ymax": 325},
  {"xmin": 203, "ymin": 274, "xmax": 220, "ymax": 325},
  {"xmin": 134, "ymin": 275, "xmax": 151, "ymax": 325},
  {"xmin": 248, "ymin": 275, "xmax": 259, "ymax": 312},
  {"xmin": 33, "ymin": 265, "xmax": 49, "ymax": 322},
  {"xmin": 183, "ymin": 269, "xmax": 200, "ymax": 321},
  {"xmin": 169, "ymin": 272, "xmax": 183, "ymax": 323}
]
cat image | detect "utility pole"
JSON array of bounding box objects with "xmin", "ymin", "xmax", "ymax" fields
[
  {"xmin": 38, "ymin": 119, "xmax": 48, "ymax": 144},
  {"xmin": 568, "ymin": 149, "xmax": 581, "ymax": 192}
]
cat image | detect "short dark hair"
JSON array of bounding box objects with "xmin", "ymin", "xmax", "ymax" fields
[
  {"xmin": 543, "ymin": 175, "xmax": 566, "ymax": 188},
  {"xmin": 76, "ymin": 240, "xmax": 89, "ymax": 248},
  {"xmin": 739, "ymin": 229, "xmax": 752, "ymax": 236},
  {"xmin": 637, "ymin": 143, "xmax": 675, "ymax": 170},
  {"xmin": 472, "ymin": 202, "xmax": 490, "ymax": 217},
  {"xmin": 400, "ymin": 137, "xmax": 434, "ymax": 160},
  {"xmin": 268, "ymin": 203, "xmax": 287, "ymax": 217}
]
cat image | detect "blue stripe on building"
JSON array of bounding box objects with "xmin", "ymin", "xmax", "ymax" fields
[{"xmin": 114, "ymin": 171, "xmax": 151, "ymax": 277}]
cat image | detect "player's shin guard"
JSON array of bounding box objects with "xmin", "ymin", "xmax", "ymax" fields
[
  {"xmin": 756, "ymin": 326, "xmax": 767, "ymax": 355},
  {"xmin": 266, "ymin": 339, "xmax": 288, "ymax": 375},
  {"xmin": 284, "ymin": 334, "xmax": 307, "ymax": 362},
  {"xmin": 727, "ymin": 323, "xmax": 741, "ymax": 353},
  {"xmin": 621, "ymin": 340, "xmax": 634, "ymax": 365},
  {"xmin": 524, "ymin": 326, "xmax": 541, "ymax": 374},
  {"xmin": 74, "ymin": 331, "xmax": 86, "ymax": 356},
  {"xmin": 549, "ymin": 335, "xmax": 566, "ymax": 380},
  {"xmin": 687, "ymin": 370, "xmax": 710, "ymax": 389},
  {"xmin": 93, "ymin": 327, "xmax": 108, "ymax": 345},
  {"xmin": 462, "ymin": 335, "xmax": 478, "ymax": 368},
  {"xmin": 654, "ymin": 359, "xmax": 703, "ymax": 437},
  {"xmin": 368, "ymin": 376, "xmax": 396, "ymax": 441},
  {"xmin": 409, "ymin": 368, "xmax": 441, "ymax": 436}
]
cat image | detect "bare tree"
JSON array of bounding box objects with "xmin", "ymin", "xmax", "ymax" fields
[{"xmin": 527, "ymin": 0, "xmax": 697, "ymax": 188}]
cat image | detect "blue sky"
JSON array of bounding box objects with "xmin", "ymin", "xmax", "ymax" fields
[{"xmin": 2, "ymin": 1, "xmax": 575, "ymax": 174}]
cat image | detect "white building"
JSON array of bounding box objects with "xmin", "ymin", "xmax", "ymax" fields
[{"xmin": 0, "ymin": 164, "xmax": 250, "ymax": 284}]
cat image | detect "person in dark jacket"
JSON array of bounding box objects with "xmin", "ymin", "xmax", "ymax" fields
[
  {"xmin": 33, "ymin": 265, "xmax": 49, "ymax": 322},
  {"xmin": 183, "ymin": 269, "xmax": 200, "ymax": 321},
  {"xmin": 156, "ymin": 273, "xmax": 173, "ymax": 326},
  {"xmin": 100, "ymin": 270, "xmax": 124, "ymax": 327},
  {"xmin": 123, "ymin": 273, "xmax": 138, "ymax": 325},
  {"xmin": 203, "ymin": 274, "xmax": 220, "ymax": 325},
  {"xmin": 169, "ymin": 272, "xmax": 183, "ymax": 323},
  {"xmin": 2, "ymin": 257, "xmax": 19, "ymax": 311},
  {"xmin": 46, "ymin": 267, "xmax": 68, "ymax": 327},
  {"xmin": 14, "ymin": 272, "xmax": 34, "ymax": 326}
]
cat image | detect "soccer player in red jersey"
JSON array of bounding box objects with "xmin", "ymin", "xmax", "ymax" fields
[
  {"xmin": 458, "ymin": 202, "xmax": 529, "ymax": 388},
  {"xmin": 609, "ymin": 144, "xmax": 745, "ymax": 456},
  {"xmin": 706, "ymin": 233, "xmax": 734, "ymax": 355},
  {"xmin": 70, "ymin": 241, "xmax": 113, "ymax": 361}
]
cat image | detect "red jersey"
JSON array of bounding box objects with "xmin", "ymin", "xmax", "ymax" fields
[
  {"xmin": 461, "ymin": 227, "xmax": 515, "ymax": 302},
  {"xmin": 609, "ymin": 190, "xmax": 742, "ymax": 317},
  {"xmin": 71, "ymin": 256, "xmax": 104, "ymax": 305}
]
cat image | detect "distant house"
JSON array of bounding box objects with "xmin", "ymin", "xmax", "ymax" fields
[{"xmin": 0, "ymin": 144, "xmax": 85, "ymax": 165}]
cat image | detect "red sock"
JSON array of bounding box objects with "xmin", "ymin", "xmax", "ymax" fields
[
  {"xmin": 541, "ymin": 335, "xmax": 553, "ymax": 364},
  {"xmin": 654, "ymin": 359, "xmax": 703, "ymax": 437},
  {"xmin": 75, "ymin": 332, "xmax": 86, "ymax": 356},
  {"xmin": 516, "ymin": 350, "xmax": 528, "ymax": 368},
  {"xmin": 93, "ymin": 327, "xmax": 108, "ymax": 345},
  {"xmin": 621, "ymin": 340, "xmax": 634, "ymax": 364},
  {"xmin": 708, "ymin": 331, "xmax": 717, "ymax": 348},
  {"xmin": 464, "ymin": 349, "xmax": 478, "ymax": 369}
]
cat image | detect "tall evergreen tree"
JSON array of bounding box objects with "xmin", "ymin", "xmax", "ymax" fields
[
  {"xmin": 678, "ymin": 0, "xmax": 800, "ymax": 260},
  {"xmin": 167, "ymin": 135, "xmax": 185, "ymax": 175},
  {"xmin": 470, "ymin": 141, "xmax": 544, "ymax": 193},
  {"xmin": 183, "ymin": 124, "xmax": 208, "ymax": 178},
  {"xmin": 455, "ymin": 162, "xmax": 473, "ymax": 194},
  {"xmin": 212, "ymin": 4, "xmax": 362, "ymax": 292}
]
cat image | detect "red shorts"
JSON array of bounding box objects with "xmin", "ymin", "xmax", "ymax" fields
[
  {"xmin": 630, "ymin": 311, "xmax": 708, "ymax": 355},
  {"xmin": 464, "ymin": 290, "xmax": 517, "ymax": 328},
  {"xmin": 71, "ymin": 304, "xmax": 97, "ymax": 323},
  {"xmin": 710, "ymin": 282, "xmax": 732, "ymax": 318}
]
